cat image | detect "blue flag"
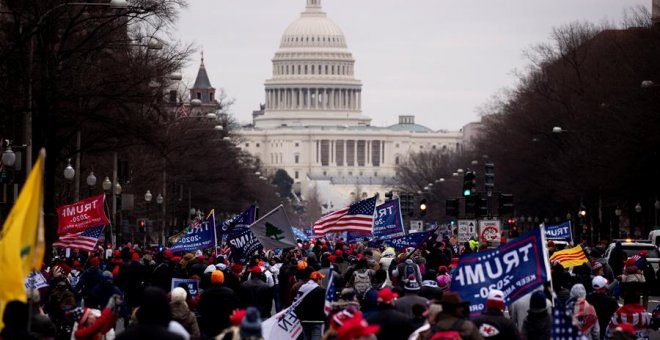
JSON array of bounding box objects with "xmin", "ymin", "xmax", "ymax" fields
[
  {"xmin": 451, "ymin": 227, "xmax": 551, "ymax": 317},
  {"xmin": 226, "ymin": 226, "xmax": 263, "ymax": 264},
  {"xmin": 170, "ymin": 214, "xmax": 215, "ymax": 253},
  {"xmin": 552, "ymin": 298, "xmax": 580, "ymax": 338},
  {"xmin": 544, "ymin": 221, "xmax": 572, "ymax": 242},
  {"xmin": 219, "ymin": 205, "xmax": 257, "ymax": 234},
  {"xmin": 220, "ymin": 205, "xmax": 260, "ymax": 264},
  {"xmin": 369, "ymin": 229, "xmax": 433, "ymax": 250},
  {"xmin": 292, "ymin": 227, "xmax": 309, "ymax": 241},
  {"xmin": 373, "ymin": 198, "xmax": 404, "ymax": 239}
]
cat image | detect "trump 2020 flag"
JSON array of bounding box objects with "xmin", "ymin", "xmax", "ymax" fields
[
  {"xmin": 451, "ymin": 227, "xmax": 550, "ymax": 317},
  {"xmin": 249, "ymin": 205, "xmax": 297, "ymax": 249}
]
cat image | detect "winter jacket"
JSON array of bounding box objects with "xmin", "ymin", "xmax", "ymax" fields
[
  {"xmin": 240, "ymin": 276, "xmax": 273, "ymax": 318},
  {"xmin": 295, "ymin": 285, "xmax": 326, "ymax": 323},
  {"xmin": 366, "ymin": 304, "xmax": 415, "ymax": 340},
  {"xmin": 116, "ymin": 261, "xmax": 147, "ymax": 308},
  {"xmin": 431, "ymin": 312, "xmax": 483, "ymax": 340},
  {"xmin": 395, "ymin": 292, "xmax": 429, "ymax": 319},
  {"xmin": 606, "ymin": 304, "xmax": 651, "ymax": 340},
  {"xmin": 586, "ymin": 291, "xmax": 619, "ymax": 340},
  {"xmin": 472, "ymin": 309, "xmax": 519, "ymax": 340},
  {"xmin": 115, "ymin": 324, "xmax": 184, "ymax": 340},
  {"xmin": 521, "ymin": 309, "xmax": 551, "ymax": 340},
  {"xmin": 73, "ymin": 308, "xmax": 118, "ymax": 340},
  {"xmin": 170, "ymin": 301, "xmax": 200, "ymax": 339},
  {"xmin": 197, "ymin": 285, "xmax": 240, "ymax": 338}
]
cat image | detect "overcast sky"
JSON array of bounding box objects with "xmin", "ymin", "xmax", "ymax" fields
[{"xmin": 174, "ymin": 0, "xmax": 649, "ymax": 130}]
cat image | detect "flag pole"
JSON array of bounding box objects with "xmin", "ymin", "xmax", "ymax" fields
[{"xmin": 211, "ymin": 209, "xmax": 218, "ymax": 257}]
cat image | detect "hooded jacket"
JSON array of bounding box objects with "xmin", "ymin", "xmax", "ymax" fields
[{"xmin": 170, "ymin": 301, "xmax": 200, "ymax": 339}]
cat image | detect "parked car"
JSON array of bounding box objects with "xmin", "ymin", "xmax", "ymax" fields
[{"xmin": 603, "ymin": 240, "xmax": 660, "ymax": 272}]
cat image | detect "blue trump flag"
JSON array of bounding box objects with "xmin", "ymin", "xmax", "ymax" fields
[
  {"xmin": 369, "ymin": 229, "xmax": 434, "ymax": 250},
  {"xmin": 219, "ymin": 205, "xmax": 260, "ymax": 264},
  {"xmin": 346, "ymin": 199, "xmax": 404, "ymax": 242},
  {"xmin": 373, "ymin": 198, "xmax": 404, "ymax": 239},
  {"xmin": 226, "ymin": 225, "xmax": 263, "ymax": 264},
  {"xmin": 451, "ymin": 227, "xmax": 551, "ymax": 317},
  {"xmin": 544, "ymin": 221, "xmax": 572, "ymax": 242},
  {"xmin": 219, "ymin": 205, "xmax": 257, "ymax": 234},
  {"xmin": 171, "ymin": 214, "xmax": 216, "ymax": 253}
]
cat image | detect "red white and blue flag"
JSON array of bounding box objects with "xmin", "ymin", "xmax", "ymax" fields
[
  {"xmin": 53, "ymin": 226, "xmax": 104, "ymax": 252},
  {"xmin": 313, "ymin": 196, "xmax": 376, "ymax": 235},
  {"xmin": 324, "ymin": 270, "xmax": 336, "ymax": 316}
]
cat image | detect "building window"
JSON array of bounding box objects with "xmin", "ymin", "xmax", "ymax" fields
[
  {"xmin": 335, "ymin": 140, "xmax": 344, "ymax": 166},
  {"xmin": 196, "ymin": 92, "xmax": 202, "ymax": 100},
  {"xmin": 356, "ymin": 140, "xmax": 366, "ymax": 166},
  {"xmin": 295, "ymin": 171, "xmax": 299, "ymax": 179},
  {"xmin": 320, "ymin": 140, "xmax": 329, "ymax": 166},
  {"xmin": 395, "ymin": 156, "xmax": 400, "ymax": 165},
  {"xmin": 432, "ymin": 145, "xmax": 437, "ymax": 149},
  {"xmin": 374, "ymin": 172, "xmax": 378, "ymax": 177},
  {"xmin": 245, "ymin": 143, "xmax": 249, "ymax": 147},
  {"xmin": 348, "ymin": 171, "xmax": 353, "ymax": 176},
  {"xmin": 362, "ymin": 192, "xmax": 368, "ymax": 198},
  {"xmin": 169, "ymin": 90, "xmax": 177, "ymax": 103},
  {"xmin": 256, "ymin": 143, "xmax": 260, "ymax": 148},
  {"xmin": 295, "ymin": 142, "xmax": 299, "ymax": 147},
  {"xmin": 210, "ymin": 92, "xmax": 214, "ymax": 101},
  {"xmin": 371, "ymin": 141, "xmax": 381, "ymax": 166},
  {"xmin": 420, "ymin": 145, "xmax": 423, "ymax": 149},
  {"xmin": 359, "ymin": 171, "xmax": 363, "ymax": 176},
  {"xmin": 346, "ymin": 140, "xmax": 355, "ymax": 166},
  {"xmin": 395, "ymin": 143, "xmax": 399, "ymax": 148},
  {"xmin": 323, "ymin": 171, "xmax": 327, "ymax": 176},
  {"xmin": 295, "ymin": 155, "xmax": 299, "ymax": 164}
]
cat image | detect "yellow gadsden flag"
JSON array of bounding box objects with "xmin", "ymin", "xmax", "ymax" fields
[
  {"xmin": 549, "ymin": 245, "xmax": 588, "ymax": 268},
  {"xmin": 0, "ymin": 149, "xmax": 46, "ymax": 330}
]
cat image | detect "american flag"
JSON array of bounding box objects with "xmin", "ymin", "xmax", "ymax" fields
[
  {"xmin": 53, "ymin": 226, "xmax": 104, "ymax": 252},
  {"xmin": 313, "ymin": 196, "xmax": 376, "ymax": 235},
  {"xmin": 552, "ymin": 298, "xmax": 580, "ymax": 339},
  {"xmin": 324, "ymin": 270, "xmax": 336, "ymax": 316}
]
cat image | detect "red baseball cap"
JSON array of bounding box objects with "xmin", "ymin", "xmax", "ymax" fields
[
  {"xmin": 337, "ymin": 316, "xmax": 380, "ymax": 340},
  {"xmin": 377, "ymin": 288, "xmax": 398, "ymax": 303}
]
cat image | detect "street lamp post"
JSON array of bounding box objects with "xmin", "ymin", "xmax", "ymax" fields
[
  {"xmin": 63, "ymin": 158, "xmax": 75, "ymax": 203},
  {"xmin": 144, "ymin": 190, "xmax": 152, "ymax": 248},
  {"xmin": 86, "ymin": 171, "xmax": 97, "ymax": 197},
  {"xmin": 655, "ymin": 199, "xmax": 660, "ymax": 229}
]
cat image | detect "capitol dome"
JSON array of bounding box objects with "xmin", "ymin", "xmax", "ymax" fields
[
  {"xmin": 255, "ymin": 0, "xmax": 371, "ymax": 129},
  {"xmin": 279, "ymin": 4, "xmax": 347, "ymax": 49}
]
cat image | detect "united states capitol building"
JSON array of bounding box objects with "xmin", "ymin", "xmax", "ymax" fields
[{"xmin": 195, "ymin": 0, "xmax": 476, "ymax": 211}]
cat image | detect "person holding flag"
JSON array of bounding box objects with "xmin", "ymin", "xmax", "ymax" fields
[{"xmin": 294, "ymin": 271, "xmax": 327, "ymax": 340}]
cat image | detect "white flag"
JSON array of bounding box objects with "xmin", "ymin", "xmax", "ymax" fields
[{"xmin": 249, "ymin": 205, "xmax": 297, "ymax": 249}]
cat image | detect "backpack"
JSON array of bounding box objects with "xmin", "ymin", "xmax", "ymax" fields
[
  {"xmin": 352, "ymin": 270, "xmax": 372, "ymax": 298},
  {"xmin": 404, "ymin": 261, "xmax": 417, "ymax": 279},
  {"xmin": 426, "ymin": 319, "xmax": 464, "ymax": 340}
]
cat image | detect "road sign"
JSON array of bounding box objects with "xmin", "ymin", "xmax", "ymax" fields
[
  {"xmin": 458, "ymin": 219, "xmax": 477, "ymax": 243},
  {"xmin": 409, "ymin": 220, "xmax": 424, "ymax": 233},
  {"xmin": 479, "ymin": 219, "xmax": 501, "ymax": 243}
]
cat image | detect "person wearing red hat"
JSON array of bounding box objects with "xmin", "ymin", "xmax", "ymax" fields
[
  {"xmin": 365, "ymin": 288, "xmax": 415, "ymax": 340},
  {"xmin": 337, "ymin": 314, "xmax": 380, "ymax": 340},
  {"xmin": 239, "ymin": 265, "xmax": 273, "ymax": 318},
  {"xmin": 472, "ymin": 289, "xmax": 519, "ymax": 339},
  {"xmin": 606, "ymin": 279, "xmax": 651, "ymax": 339}
]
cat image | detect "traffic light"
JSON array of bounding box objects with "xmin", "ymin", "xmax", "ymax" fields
[
  {"xmin": 499, "ymin": 193, "xmax": 514, "ymax": 215},
  {"xmin": 477, "ymin": 194, "xmax": 488, "ymax": 217},
  {"xmin": 484, "ymin": 162, "xmax": 495, "ymax": 196},
  {"xmin": 445, "ymin": 199, "xmax": 459, "ymax": 217},
  {"xmin": 465, "ymin": 195, "xmax": 476, "ymax": 218},
  {"xmin": 138, "ymin": 218, "xmax": 147, "ymax": 232},
  {"xmin": 399, "ymin": 193, "xmax": 414, "ymax": 217},
  {"xmin": 506, "ymin": 218, "xmax": 518, "ymax": 238},
  {"xmin": 463, "ymin": 171, "xmax": 476, "ymax": 197},
  {"xmin": 419, "ymin": 199, "xmax": 428, "ymax": 217}
]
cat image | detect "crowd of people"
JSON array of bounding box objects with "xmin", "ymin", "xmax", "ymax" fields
[{"xmin": 2, "ymin": 234, "xmax": 660, "ymax": 340}]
